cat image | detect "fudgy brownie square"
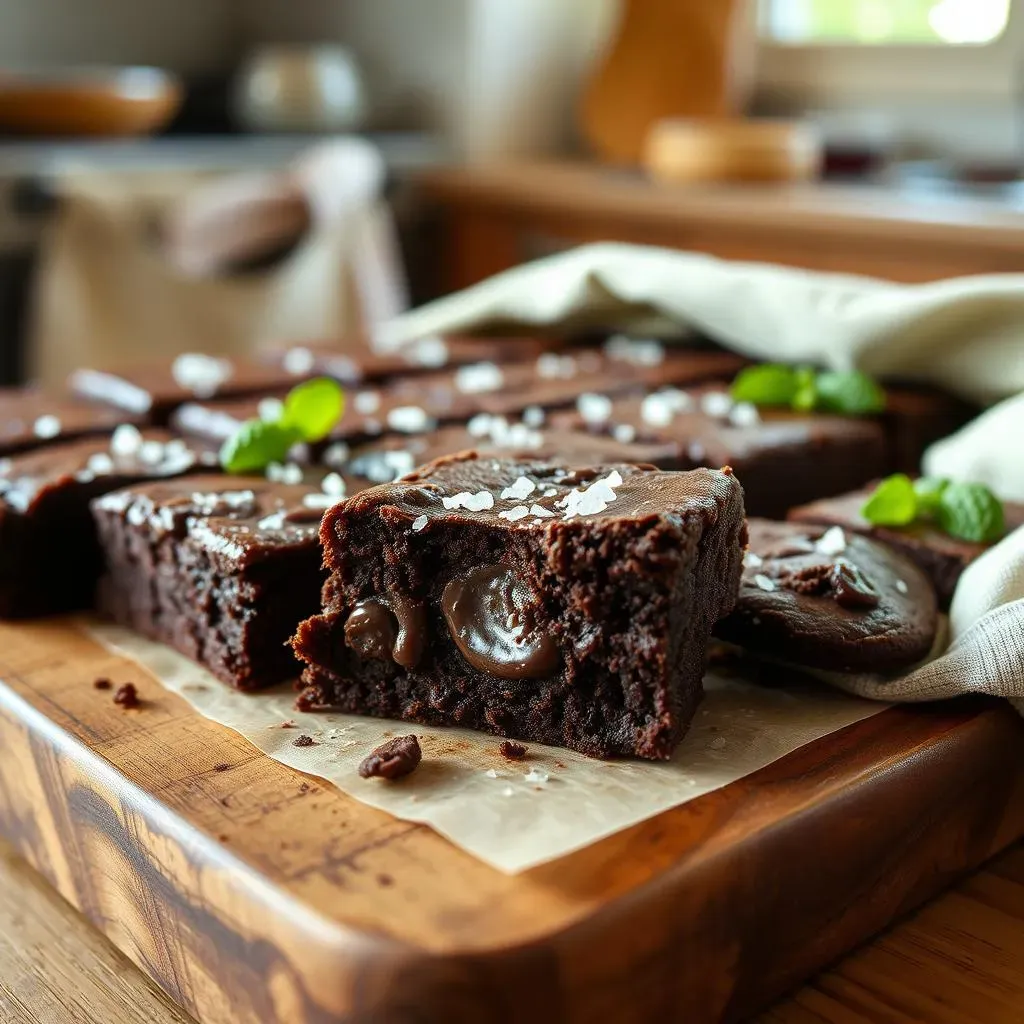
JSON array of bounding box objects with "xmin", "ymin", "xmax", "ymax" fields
[
  {"xmin": 789, "ymin": 487, "xmax": 1024, "ymax": 607},
  {"xmin": 0, "ymin": 388, "xmax": 145, "ymax": 457},
  {"xmin": 551, "ymin": 384, "xmax": 889, "ymax": 519},
  {"xmin": 292, "ymin": 452, "xmax": 747, "ymax": 760},
  {"xmin": 69, "ymin": 353, "xmax": 300, "ymax": 424},
  {"xmin": 93, "ymin": 474, "xmax": 335, "ymax": 690},
  {"xmin": 0, "ymin": 428, "xmax": 210, "ymax": 617}
]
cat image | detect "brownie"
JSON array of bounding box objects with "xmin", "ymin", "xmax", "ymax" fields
[
  {"xmin": 880, "ymin": 386, "xmax": 975, "ymax": 475},
  {"xmin": 715, "ymin": 519, "xmax": 939, "ymax": 673},
  {"xmin": 345, "ymin": 420, "xmax": 682, "ymax": 484},
  {"xmin": 69, "ymin": 353, "xmax": 299, "ymax": 425},
  {"xmin": 292, "ymin": 453, "xmax": 747, "ymax": 760},
  {"xmin": 789, "ymin": 487, "xmax": 1024, "ymax": 607},
  {"xmin": 263, "ymin": 335, "xmax": 553, "ymax": 384},
  {"xmin": 551, "ymin": 385, "xmax": 889, "ymax": 518},
  {"xmin": 0, "ymin": 388, "xmax": 143, "ymax": 457},
  {"xmin": 0, "ymin": 427, "xmax": 210, "ymax": 617},
  {"xmin": 93, "ymin": 474, "xmax": 334, "ymax": 690}
]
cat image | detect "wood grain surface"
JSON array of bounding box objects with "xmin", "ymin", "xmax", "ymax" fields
[
  {"xmin": 416, "ymin": 162, "xmax": 1024, "ymax": 288},
  {"xmin": 2, "ymin": 618, "xmax": 1024, "ymax": 1024}
]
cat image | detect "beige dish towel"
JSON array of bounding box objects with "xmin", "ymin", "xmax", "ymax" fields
[
  {"xmin": 30, "ymin": 139, "xmax": 403, "ymax": 388},
  {"xmin": 381, "ymin": 241, "xmax": 1024, "ymax": 709}
]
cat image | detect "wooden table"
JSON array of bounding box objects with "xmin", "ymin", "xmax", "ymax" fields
[
  {"xmin": 416, "ymin": 162, "xmax": 1024, "ymax": 290},
  {"xmin": 5, "ymin": 833, "xmax": 1024, "ymax": 1024}
]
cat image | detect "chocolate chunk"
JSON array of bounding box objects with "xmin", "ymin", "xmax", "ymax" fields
[
  {"xmin": 499, "ymin": 740, "xmax": 528, "ymax": 760},
  {"xmin": 345, "ymin": 600, "xmax": 397, "ymax": 661},
  {"xmin": 830, "ymin": 560, "xmax": 881, "ymax": 609},
  {"xmin": 442, "ymin": 564, "xmax": 560, "ymax": 680},
  {"xmin": 358, "ymin": 735, "xmax": 422, "ymax": 780},
  {"xmin": 113, "ymin": 682, "xmax": 140, "ymax": 709}
]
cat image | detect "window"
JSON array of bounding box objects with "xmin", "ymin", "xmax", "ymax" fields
[{"xmin": 762, "ymin": 0, "xmax": 1012, "ymax": 45}]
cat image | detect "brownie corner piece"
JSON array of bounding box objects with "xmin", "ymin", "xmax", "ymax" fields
[
  {"xmin": 293, "ymin": 453, "xmax": 746, "ymax": 760},
  {"xmin": 92, "ymin": 474, "xmax": 330, "ymax": 690}
]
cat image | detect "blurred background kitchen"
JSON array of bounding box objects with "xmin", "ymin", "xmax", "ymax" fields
[{"xmin": 1, "ymin": 0, "xmax": 1022, "ymax": 387}]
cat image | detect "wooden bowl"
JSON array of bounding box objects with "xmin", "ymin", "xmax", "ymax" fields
[
  {"xmin": 644, "ymin": 118, "xmax": 823, "ymax": 184},
  {"xmin": 0, "ymin": 67, "xmax": 182, "ymax": 137}
]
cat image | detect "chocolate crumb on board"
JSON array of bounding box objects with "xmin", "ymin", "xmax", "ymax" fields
[
  {"xmin": 280, "ymin": 719, "xmax": 297, "ymax": 729},
  {"xmin": 92, "ymin": 677, "xmax": 112, "ymax": 690},
  {"xmin": 212, "ymin": 763, "xmax": 231, "ymax": 772},
  {"xmin": 499, "ymin": 740, "xmax": 528, "ymax": 761},
  {"xmin": 113, "ymin": 682, "xmax": 140, "ymax": 709},
  {"xmin": 292, "ymin": 734, "xmax": 316, "ymax": 747},
  {"xmin": 358, "ymin": 735, "xmax": 422, "ymax": 780}
]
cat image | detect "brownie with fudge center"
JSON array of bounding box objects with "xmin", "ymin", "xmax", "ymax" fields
[
  {"xmin": 551, "ymin": 385, "xmax": 888, "ymax": 518},
  {"xmin": 0, "ymin": 388, "xmax": 145, "ymax": 457},
  {"xmin": 0, "ymin": 427, "xmax": 210, "ymax": 617},
  {"xmin": 69, "ymin": 352, "xmax": 301, "ymax": 424},
  {"xmin": 789, "ymin": 487, "xmax": 1024, "ymax": 606},
  {"xmin": 93, "ymin": 475, "xmax": 336, "ymax": 689},
  {"xmin": 292, "ymin": 452, "xmax": 747, "ymax": 760}
]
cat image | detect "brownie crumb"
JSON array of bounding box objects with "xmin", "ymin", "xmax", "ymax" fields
[
  {"xmin": 292, "ymin": 734, "xmax": 316, "ymax": 748},
  {"xmin": 358, "ymin": 735, "xmax": 422, "ymax": 780},
  {"xmin": 212, "ymin": 763, "xmax": 231, "ymax": 772},
  {"xmin": 376, "ymin": 873, "xmax": 395, "ymax": 887},
  {"xmin": 92, "ymin": 677, "xmax": 112, "ymax": 690},
  {"xmin": 113, "ymin": 682, "xmax": 140, "ymax": 709},
  {"xmin": 298, "ymin": 782, "xmax": 310, "ymax": 794},
  {"xmin": 499, "ymin": 740, "xmax": 528, "ymax": 760},
  {"xmin": 280, "ymin": 720, "xmax": 297, "ymax": 729}
]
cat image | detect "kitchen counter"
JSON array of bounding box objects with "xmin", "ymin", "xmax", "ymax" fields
[
  {"xmin": 3, "ymin": 834, "xmax": 1023, "ymax": 1023},
  {"xmin": 417, "ymin": 161, "xmax": 1024, "ymax": 288}
]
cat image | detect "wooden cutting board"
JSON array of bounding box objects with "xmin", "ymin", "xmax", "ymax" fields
[{"xmin": 1, "ymin": 618, "xmax": 1024, "ymax": 1024}]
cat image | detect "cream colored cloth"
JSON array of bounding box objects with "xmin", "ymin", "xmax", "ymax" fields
[
  {"xmin": 30, "ymin": 139, "xmax": 403, "ymax": 388},
  {"xmin": 381, "ymin": 242, "xmax": 1024, "ymax": 707}
]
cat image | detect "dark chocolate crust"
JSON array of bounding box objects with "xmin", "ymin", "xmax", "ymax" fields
[
  {"xmin": 550, "ymin": 385, "xmax": 890, "ymax": 519},
  {"xmin": 789, "ymin": 487, "xmax": 1024, "ymax": 608},
  {"xmin": 715, "ymin": 519, "xmax": 939, "ymax": 673},
  {"xmin": 292, "ymin": 453, "xmax": 747, "ymax": 760},
  {"xmin": 0, "ymin": 430, "xmax": 208, "ymax": 618},
  {"xmin": 92, "ymin": 474, "xmax": 330, "ymax": 690}
]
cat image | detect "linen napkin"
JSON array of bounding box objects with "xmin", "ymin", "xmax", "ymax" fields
[{"xmin": 380, "ymin": 242, "xmax": 1024, "ymax": 707}]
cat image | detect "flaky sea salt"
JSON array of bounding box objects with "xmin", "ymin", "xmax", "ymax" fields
[
  {"xmin": 139, "ymin": 440, "xmax": 166, "ymax": 465},
  {"xmin": 530, "ymin": 504, "xmax": 554, "ymax": 518},
  {"xmin": 302, "ymin": 492, "xmax": 336, "ymax": 510},
  {"xmin": 500, "ymin": 476, "xmax": 536, "ymax": 500},
  {"xmin": 258, "ymin": 397, "xmax": 284, "ymax": 422},
  {"xmin": 729, "ymin": 402, "xmax": 760, "ymax": 428},
  {"xmin": 536, "ymin": 353, "xmax": 576, "ymax": 379},
  {"xmin": 411, "ymin": 514, "xmax": 429, "ymax": 532},
  {"xmin": 559, "ymin": 470, "xmax": 623, "ymax": 519},
  {"xmin": 282, "ymin": 346, "xmax": 315, "ymax": 376},
  {"xmin": 354, "ymin": 391, "xmax": 381, "ymax": 414},
  {"xmin": 33, "ymin": 414, "xmax": 61, "ymax": 439},
  {"xmin": 613, "ymin": 424, "xmax": 637, "ymax": 444},
  {"xmin": 576, "ymin": 393, "xmax": 612, "ymax": 424},
  {"xmin": 455, "ymin": 362, "xmax": 504, "ymax": 394},
  {"xmin": 743, "ymin": 551, "xmax": 764, "ymax": 570},
  {"xmin": 442, "ymin": 490, "xmax": 494, "ymax": 512},
  {"xmin": 87, "ymin": 452, "xmax": 114, "ymax": 475},
  {"xmin": 816, "ymin": 526, "xmax": 847, "ymax": 556},
  {"xmin": 321, "ymin": 472, "xmax": 347, "ymax": 498},
  {"xmin": 110, "ymin": 423, "xmax": 143, "ymax": 457},
  {"xmin": 499, "ymin": 505, "xmax": 530, "ymax": 522},
  {"xmin": 522, "ymin": 406, "xmax": 545, "ymax": 427},
  {"xmin": 408, "ymin": 336, "xmax": 448, "ymax": 368},
  {"xmin": 350, "ymin": 449, "xmax": 416, "ymax": 484},
  {"xmin": 895, "ymin": 579, "xmax": 909, "ymax": 594},
  {"xmin": 700, "ymin": 391, "xmax": 734, "ymax": 418},
  {"xmin": 640, "ymin": 389, "xmax": 691, "ymax": 428},
  {"xmin": 387, "ymin": 406, "xmax": 435, "ymax": 433},
  {"xmin": 604, "ymin": 335, "xmax": 665, "ymax": 366},
  {"xmin": 171, "ymin": 353, "xmax": 232, "ymax": 397},
  {"xmin": 322, "ymin": 441, "xmax": 350, "ymax": 468},
  {"xmin": 753, "ymin": 574, "xmax": 777, "ymax": 592},
  {"xmin": 524, "ymin": 767, "xmax": 549, "ymax": 784}
]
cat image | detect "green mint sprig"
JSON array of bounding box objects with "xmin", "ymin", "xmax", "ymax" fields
[
  {"xmin": 861, "ymin": 474, "xmax": 1005, "ymax": 544},
  {"xmin": 220, "ymin": 377, "xmax": 344, "ymax": 475},
  {"xmin": 731, "ymin": 364, "xmax": 886, "ymax": 416}
]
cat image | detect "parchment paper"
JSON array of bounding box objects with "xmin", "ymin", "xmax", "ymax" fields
[{"xmin": 85, "ymin": 619, "xmax": 885, "ymax": 874}]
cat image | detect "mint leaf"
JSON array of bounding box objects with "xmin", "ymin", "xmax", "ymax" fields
[
  {"xmin": 791, "ymin": 366, "xmax": 818, "ymax": 412},
  {"xmin": 861, "ymin": 474, "xmax": 918, "ymax": 527},
  {"xmin": 913, "ymin": 477, "xmax": 949, "ymax": 517},
  {"xmin": 281, "ymin": 377, "xmax": 344, "ymax": 442},
  {"xmin": 220, "ymin": 420, "xmax": 302, "ymax": 474},
  {"xmin": 936, "ymin": 482, "xmax": 1005, "ymax": 543},
  {"xmin": 730, "ymin": 364, "xmax": 798, "ymax": 407},
  {"xmin": 815, "ymin": 371, "xmax": 886, "ymax": 416}
]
